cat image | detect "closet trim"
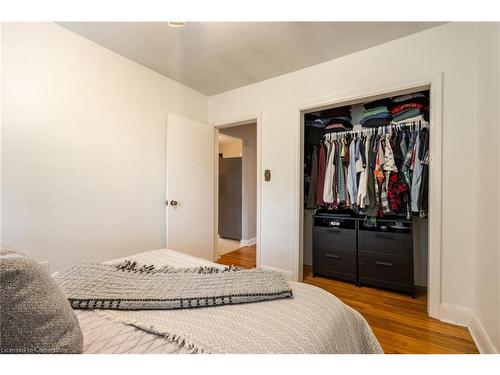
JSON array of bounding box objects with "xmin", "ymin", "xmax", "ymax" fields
[
  {"xmin": 211, "ymin": 113, "xmax": 263, "ymax": 270},
  {"xmin": 295, "ymin": 73, "xmax": 443, "ymax": 320}
]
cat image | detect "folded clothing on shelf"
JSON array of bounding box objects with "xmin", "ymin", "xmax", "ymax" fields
[
  {"xmin": 305, "ymin": 105, "xmax": 353, "ymax": 130},
  {"xmin": 390, "ymin": 91, "xmax": 429, "ymax": 124},
  {"xmin": 360, "ymin": 117, "xmax": 392, "ymax": 128},
  {"xmin": 360, "ymin": 105, "xmax": 391, "ymax": 127},
  {"xmin": 390, "ymin": 102, "xmax": 424, "ymax": 114},
  {"xmin": 392, "ymin": 108, "xmax": 423, "ymax": 122},
  {"xmin": 390, "ymin": 92, "xmax": 427, "ymax": 105},
  {"xmin": 324, "ymin": 123, "xmax": 353, "ymax": 133},
  {"xmin": 391, "ymin": 114, "xmax": 425, "ymax": 125}
]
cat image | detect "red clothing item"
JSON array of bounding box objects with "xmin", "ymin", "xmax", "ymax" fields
[
  {"xmin": 316, "ymin": 142, "xmax": 327, "ymax": 206},
  {"xmin": 387, "ymin": 172, "xmax": 408, "ymax": 211},
  {"xmin": 390, "ymin": 102, "xmax": 424, "ymax": 115}
]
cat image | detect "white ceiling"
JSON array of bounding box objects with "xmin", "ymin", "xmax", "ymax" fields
[{"xmin": 59, "ymin": 22, "xmax": 443, "ymax": 95}]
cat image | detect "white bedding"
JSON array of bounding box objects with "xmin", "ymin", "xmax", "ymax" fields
[{"xmin": 73, "ymin": 249, "xmax": 383, "ymax": 354}]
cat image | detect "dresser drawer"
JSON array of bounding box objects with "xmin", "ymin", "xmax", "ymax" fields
[
  {"xmin": 358, "ymin": 253, "xmax": 413, "ymax": 292},
  {"xmin": 313, "ymin": 226, "xmax": 356, "ymax": 254},
  {"xmin": 358, "ymin": 230, "xmax": 412, "ymax": 257},
  {"xmin": 313, "ymin": 216, "xmax": 356, "ymax": 229},
  {"xmin": 313, "ymin": 250, "xmax": 356, "ymax": 282}
]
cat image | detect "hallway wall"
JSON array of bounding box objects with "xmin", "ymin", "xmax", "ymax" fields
[{"xmin": 219, "ymin": 124, "xmax": 257, "ymax": 242}]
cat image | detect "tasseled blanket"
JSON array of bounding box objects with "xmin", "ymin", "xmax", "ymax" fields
[{"xmin": 53, "ymin": 261, "xmax": 292, "ymax": 310}]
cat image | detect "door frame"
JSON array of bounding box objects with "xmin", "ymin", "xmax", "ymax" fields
[
  {"xmin": 211, "ymin": 113, "xmax": 262, "ymax": 267},
  {"xmin": 295, "ymin": 74, "xmax": 443, "ymax": 319}
]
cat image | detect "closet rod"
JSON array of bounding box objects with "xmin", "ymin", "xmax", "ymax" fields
[{"xmin": 323, "ymin": 119, "xmax": 429, "ymax": 140}]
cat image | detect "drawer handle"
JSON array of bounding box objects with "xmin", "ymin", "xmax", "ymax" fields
[
  {"xmin": 326, "ymin": 229, "xmax": 341, "ymax": 234},
  {"xmin": 325, "ymin": 254, "xmax": 341, "ymax": 259},
  {"xmin": 374, "ymin": 233, "xmax": 394, "ymax": 240},
  {"xmin": 375, "ymin": 261, "xmax": 394, "ymax": 267}
]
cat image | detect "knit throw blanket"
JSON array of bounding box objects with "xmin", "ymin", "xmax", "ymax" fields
[
  {"xmin": 88, "ymin": 282, "xmax": 382, "ymax": 353},
  {"xmin": 53, "ymin": 261, "xmax": 292, "ymax": 310}
]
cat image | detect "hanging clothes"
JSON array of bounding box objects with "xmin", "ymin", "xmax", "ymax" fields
[
  {"xmin": 306, "ymin": 145, "xmax": 318, "ymax": 209},
  {"xmin": 336, "ymin": 139, "xmax": 346, "ymax": 204},
  {"xmin": 347, "ymin": 137, "xmax": 358, "ymax": 206},
  {"xmin": 316, "ymin": 142, "xmax": 327, "ymax": 206},
  {"xmin": 399, "ymin": 130, "xmax": 408, "ymax": 160},
  {"xmin": 402, "ymin": 131, "xmax": 415, "ymax": 187},
  {"xmin": 366, "ymin": 134, "xmax": 378, "ymax": 217},
  {"xmin": 356, "ymin": 136, "xmax": 369, "ymax": 208},
  {"xmin": 331, "ymin": 140, "xmax": 338, "ymax": 206},
  {"xmin": 417, "ymin": 128, "xmax": 429, "ymax": 218},
  {"xmin": 323, "ymin": 140, "xmax": 336, "ymax": 204},
  {"xmin": 392, "ymin": 132, "xmax": 405, "ymax": 172},
  {"xmin": 309, "ymin": 119, "xmax": 428, "ymax": 220},
  {"xmin": 411, "ymin": 131, "xmax": 423, "ymax": 213},
  {"xmin": 387, "ymin": 172, "xmax": 408, "ymax": 212}
]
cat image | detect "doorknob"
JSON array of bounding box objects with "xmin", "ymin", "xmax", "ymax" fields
[{"xmin": 170, "ymin": 200, "xmax": 178, "ymax": 206}]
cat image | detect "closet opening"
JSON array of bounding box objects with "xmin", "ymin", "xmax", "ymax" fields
[
  {"xmin": 301, "ymin": 86, "xmax": 433, "ymax": 315},
  {"xmin": 215, "ymin": 121, "xmax": 258, "ymax": 267}
]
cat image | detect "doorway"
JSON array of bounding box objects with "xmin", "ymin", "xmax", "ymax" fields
[
  {"xmin": 218, "ymin": 133, "xmax": 243, "ymax": 255},
  {"xmin": 216, "ymin": 122, "xmax": 258, "ymax": 259},
  {"xmin": 296, "ymin": 75, "xmax": 444, "ymax": 319}
]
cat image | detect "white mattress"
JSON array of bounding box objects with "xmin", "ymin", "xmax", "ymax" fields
[{"xmin": 72, "ymin": 249, "xmax": 381, "ymax": 354}]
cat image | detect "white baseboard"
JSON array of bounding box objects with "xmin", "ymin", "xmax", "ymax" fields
[
  {"xmin": 259, "ymin": 264, "xmax": 292, "ymax": 281},
  {"xmin": 240, "ymin": 237, "xmax": 256, "ymax": 247},
  {"xmin": 468, "ymin": 312, "xmax": 498, "ymax": 354},
  {"xmin": 439, "ymin": 303, "xmax": 471, "ymax": 327},
  {"xmin": 440, "ymin": 303, "xmax": 497, "ymax": 354}
]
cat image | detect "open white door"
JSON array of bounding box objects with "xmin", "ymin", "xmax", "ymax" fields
[{"xmin": 166, "ymin": 113, "xmax": 215, "ymax": 261}]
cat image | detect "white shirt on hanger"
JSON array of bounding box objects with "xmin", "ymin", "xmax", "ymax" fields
[{"xmin": 323, "ymin": 140, "xmax": 336, "ymax": 204}]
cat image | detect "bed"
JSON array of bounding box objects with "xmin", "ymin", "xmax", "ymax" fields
[{"xmin": 69, "ymin": 249, "xmax": 383, "ymax": 354}]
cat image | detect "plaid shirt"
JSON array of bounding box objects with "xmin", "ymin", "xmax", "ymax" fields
[
  {"xmin": 387, "ymin": 172, "xmax": 409, "ymax": 212},
  {"xmin": 380, "ymin": 181, "xmax": 391, "ymax": 214},
  {"xmin": 375, "ymin": 139, "xmax": 391, "ymax": 215},
  {"xmin": 373, "ymin": 169, "xmax": 380, "ymax": 211}
]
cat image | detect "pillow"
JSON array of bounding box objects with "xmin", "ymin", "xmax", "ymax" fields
[{"xmin": 0, "ymin": 248, "xmax": 83, "ymax": 354}]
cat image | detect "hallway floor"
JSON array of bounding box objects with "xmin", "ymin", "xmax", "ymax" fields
[
  {"xmin": 216, "ymin": 237, "xmax": 242, "ymax": 257},
  {"xmin": 217, "ymin": 244, "xmax": 256, "ymax": 269}
]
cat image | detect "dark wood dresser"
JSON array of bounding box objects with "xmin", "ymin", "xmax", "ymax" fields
[
  {"xmin": 312, "ymin": 213, "xmax": 357, "ymax": 282},
  {"xmin": 312, "ymin": 210, "xmax": 415, "ymax": 296}
]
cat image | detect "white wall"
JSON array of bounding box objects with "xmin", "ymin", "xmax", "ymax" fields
[
  {"xmin": 1, "ymin": 23, "xmax": 208, "ymax": 272},
  {"xmin": 472, "ymin": 23, "xmax": 500, "ymax": 353},
  {"xmin": 209, "ymin": 22, "xmax": 477, "ymax": 311},
  {"xmin": 219, "ymin": 124, "xmax": 257, "ymax": 241},
  {"xmin": 218, "ymin": 134, "xmax": 242, "ymax": 157}
]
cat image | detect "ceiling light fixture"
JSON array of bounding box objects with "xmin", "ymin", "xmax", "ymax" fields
[{"xmin": 168, "ymin": 21, "xmax": 185, "ymax": 28}]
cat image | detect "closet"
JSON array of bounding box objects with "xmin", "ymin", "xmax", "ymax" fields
[{"xmin": 303, "ymin": 90, "xmax": 430, "ymax": 296}]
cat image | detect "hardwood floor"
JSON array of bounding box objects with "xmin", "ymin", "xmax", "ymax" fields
[
  {"xmin": 217, "ymin": 245, "xmax": 257, "ymax": 269},
  {"xmin": 217, "ymin": 245, "xmax": 479, "ymax": 354}
]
